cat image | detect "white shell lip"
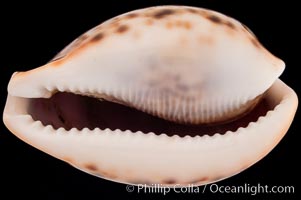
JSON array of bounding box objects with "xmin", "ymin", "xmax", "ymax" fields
[{"xmin": 3, "ymin": 79, "xmax": 298, "ymax": 186}]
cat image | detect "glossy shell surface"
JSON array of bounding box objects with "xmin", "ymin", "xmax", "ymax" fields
[
  {"xmin": 8, "ymin": 6, "xmax": 284, "ymax": 124},
  {"xmin": 3, "ymin": 6, "xmax": 298, "ymax": 186}
]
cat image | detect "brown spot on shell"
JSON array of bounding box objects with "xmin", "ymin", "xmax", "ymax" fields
[
  {"xmin": 165, "ymin": 20, "xmax": 192, "ymax": 30},
  {"xmin": 205, "ymin": 14, "xmax": 237, "ymax": 31},
  {"xmin": 183, "ymin": 21, "xmax": 191, "ymax": 29},
  {"xmin": 145, "ymin": 19, "xmax": 154, "ymax": 25},
  {"xmin": 199, "ymin": 177, "xmax": 209, "ymax": 182},
  {"xmin": 251, "ymin": 38, "xmax": 260, "ymax": 48},
  {"xmin": 206, "ymin": 14, "xmax": 222, "ymax": 24},
  {"xmin": 110, "ymin": 19, "xmax": 120, "ymax": 27},
  {"xmin": 175, "ymin": 20, "xmax": 191, "ymax": 29},
  {"xmin": 186, "ymin": 8, "xmax": 207, "ymax": 17},
  {"xmin": 109, "ymin": 18, "xmax": 121, "ymax": 29},
  {"xmin": 116, "ymin": 25, "xmax": 129, "ymax": 33},
  {"xmin": 199, "ymin": 35, "xmax": 214, "ymax": 45},
  {"xmin": 190, "ymin": 177, "xmax": 209, "ymax": 184},
  {"xmin": 186, "ymin": 8, "xmax": 198, "ymax": 14},
  {"xmin": 133, "ymin": 31, "xmax": 141, "ymax": 39},
  {"xmin": 153, "ymin": 9, "xmax": 176, "ymax": 19},
  {"xmin": 162, "ymin": 179, "xmax": 177, "ymax": 185},
  {"xmin": 78, "ymin": 34, "xmax": 88, "ymax": 41},
  {"xmin": 51, "ymin": 58, "xmax": 65, "ymax": 67},
  {"xmin": 91, "ymin": 33, "xmax": 105, "ymax": 42},
  {"xmin": 165, "ymin": 21, "xmax": 173, "ymax": 29},
  {"xmin": 224, "ymin": 21, "xmax": 236, "ymax": 29},
  {"xmin": 85, "ymin": 164, "xmax": 98, "ymax": 171},
  {"xmin": 101, "ymin": 170, "xmax": 118, "ymax": 179},
  {"xmin": 125, "ymin": 13, "xmax": 139, "ymax": 19}
]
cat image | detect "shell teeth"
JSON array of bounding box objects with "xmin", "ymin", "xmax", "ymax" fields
[
  {"xmin": 26, "ymin": 93, "xmax": 278, "ymax": 138},
  {"xmin": 65, "ymin": 85, "xmax": 75, "ymax": 93},
  {"xmin": 70, "ymin": 127, "xmax": 79, "ymax": 133},
  {"xmin": 88, "ymin": 86, "xmax": 96, "ymax": 94},
  {"xmin": 29, "ymin": 80, "xmax": 270, "ymax": 137},
  {"xmin": 45, "ymin": 80, "xmax": 261, "ymax": 125},
  {"xmin": 96, "ymin": 86, "xmax": 105, "ymax": 98},
  {"xmin": 57, "ymin": 127, "xmax": 67, "ymax": 134},
  {"xmin": 78, "ymin": 85, "xmax": 87, "ymax": 93},
  {"xmin": 45, "ymin": 85, "xmax": 56, "ymax": 93},
  {"xmin": 32, "ymin": 120, "xmax": 44, "ymax": 129},
  {"xmin": 103, "ymin": 83, "xmax": 112, "ymax": 94},
  {"xmin": 90, "ymin": 127, "xmax": 99, "ymax": 133},
  {"xmin": 57, "ymin": 85, "xmax": 66, "ymax": 92}
]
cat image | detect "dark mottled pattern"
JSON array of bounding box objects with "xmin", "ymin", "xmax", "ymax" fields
[
  {"xmin": 91, "ymin": 33, "xmax": 105, "ymax": 42},
  {"xmin": 190, "ymin": 177, "xmax": 209, "ymax": 184},
  {"xmin": 50, "ymin": 7, "xmax": 249, "ymax": 66},
  {"xmin": 153, "ymin": 9, "xmax": 176, "ymax": 19},
  {"xmin": 224, "ymin": 21, "xmax": 236, "ymax": 29},
  {"xmin": 176, "ymin": 20, "xmax": 191, "ymax": 29},
  {"xmin": 205, "ymin": 14, "xmax": 239, "ymax": 31},
  {"xmin": 116, "ymin": 25, "xmax": 129, "ymax": 33},
  {"xmin": 206, "ymin": 15, "xmax": 222, "ymax": 24},
  {"xmin": 165, "ymin": 20, "xmax": 192, "ymax": 30},
  {"xmin": 251, "ymin": 38, "xmax": 260, "ymax": 48},
  {"xmin": 181, "ymin": 8, "xmax": 238, "ymax": 30},
  {"xmin": 162, "ymin": 179, "xmax": 177, "ymax": 184},
  {"xmin": 126, "ymin": 13, "xmax": 139, "ymax": 18},
  {"xmin": 186, "ymin": 8, "xmax": 198, "ymax": 14},
  {"xmin": 77, "ymin": 35, "xmax": 88, "ymax": 43},
  {"xmin": 145, "ymin": 19, "xmax": 154, "ymax": 25},
  {"xmin": 85, "ymin": 164, "xmax": 98, "ymax": 171}
]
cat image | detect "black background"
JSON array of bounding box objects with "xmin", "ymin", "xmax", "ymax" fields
[{"xmin": 1, "ymin": 0, "xmax": 300, "ymax": 199}]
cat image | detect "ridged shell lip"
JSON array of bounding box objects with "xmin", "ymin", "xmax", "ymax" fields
[
  {"xmin": 2, "ymin": 79, "xmax": 298, "ymax": 186},
  {"xmin": 9, "ymin": 90, "xmax": 263, "ymax": 137},
  {"xmin": 1, "ymin": 78, "xmax": 271, "ymax": 137},
  {"xmin": 4, "ymin": 80, "xmax": 296, "ymax": 137}
]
